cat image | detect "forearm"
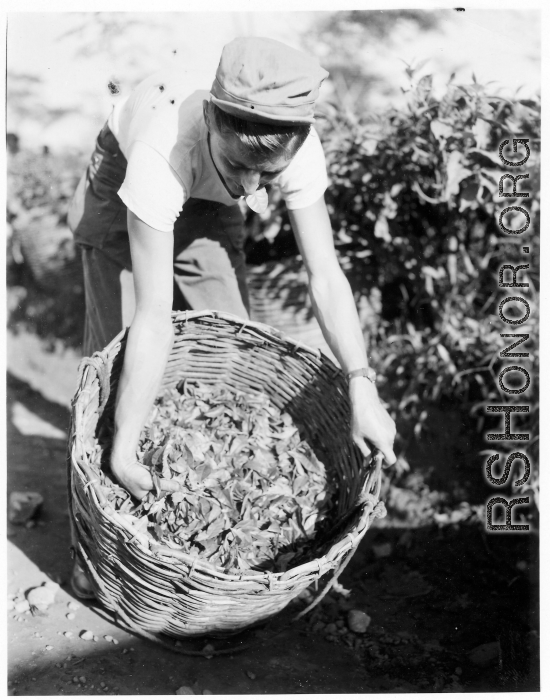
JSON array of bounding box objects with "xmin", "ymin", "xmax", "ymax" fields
[
  {"xmin": 111, "ymin": 311, "xmax": 173, "ymax": 464},
  {"xmin": 289, "ymin": 198, "xmax": 396, "ymax": 464},
  {"xmin": 308, "ymin": 264, "xmax": 369, "ymax": 374}
]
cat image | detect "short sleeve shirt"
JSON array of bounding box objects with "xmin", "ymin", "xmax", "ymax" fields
[{"xmin": 108, "ymin": 69, "xmax": 328, "ymax": 232}]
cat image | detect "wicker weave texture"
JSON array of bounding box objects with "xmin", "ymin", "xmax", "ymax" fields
[
  {"xmin": 68, "ymin": 311, "xmax": 383, "ymax": 640},
  {"xmin": 247, "ymin": 259, "xmax": 336, "ymax": 363}
]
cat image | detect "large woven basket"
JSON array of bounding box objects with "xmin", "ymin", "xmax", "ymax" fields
[{"xmin": 68, "ymin": 310, "xmax": 385, "ymax": 646}]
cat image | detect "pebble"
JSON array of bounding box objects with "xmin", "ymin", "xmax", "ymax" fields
[
  {"xmin": 80, "ymin": 630, "xmax": 94, "ymax": 641},
  {"xmin": 66, "ymin": 613, "xmax": 75, "ymax": 621},
  {"xmin": 202, "ymin": 643, "xmax": 215, "ymax": 658},
  {"xmin": 348, "ymin": 610, "xmax": 372, "ymax": 634},
  {"xmin": 27, "ymin": 585, "xmax": 57, "ymax": 609},
  {"xmin": 468, "ymin": 642, "xmax": 500, "ymax": 667},
  {"xmin": 176, "ymin": 686, "xmax": 195, "ymax": 695}
]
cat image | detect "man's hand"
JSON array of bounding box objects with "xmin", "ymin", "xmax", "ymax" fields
[
  {"xmin": 111, "ymin": 456, "xmax": 181, "ymax": 501},
  {"xmin": 349, "ymin": 377, "xmax": 397, "ymax": 465}
]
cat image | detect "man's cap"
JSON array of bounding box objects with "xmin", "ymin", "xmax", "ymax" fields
[{"xmin": 210, "ymin": 37, "xmax": 329, "ymax": 125}]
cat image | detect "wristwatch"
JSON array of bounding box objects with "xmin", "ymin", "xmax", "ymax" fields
[{"xmin": 347, "ymin": 367, "xmax": 377, "ymax": 384}]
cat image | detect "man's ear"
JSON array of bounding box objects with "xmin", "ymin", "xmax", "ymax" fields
[{"xmin": 203, "ymin": 100, "xmax": 211, "ymax": 132}]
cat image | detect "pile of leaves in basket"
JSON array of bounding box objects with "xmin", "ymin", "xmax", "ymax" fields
[{"xmin": 103, "ymin": 382, "xmax": 337, "ymax": 574}]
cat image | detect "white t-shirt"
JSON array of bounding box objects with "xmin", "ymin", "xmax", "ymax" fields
[{"xmin": 108, "ymin": 70, "xmax": 328, "ymax": 232}]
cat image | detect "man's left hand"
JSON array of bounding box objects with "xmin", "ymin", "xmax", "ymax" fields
[{"xmin": 349, "ymin": 377, "xmax": 397, "ymax": 465}]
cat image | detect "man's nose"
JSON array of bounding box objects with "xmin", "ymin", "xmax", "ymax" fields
[{"xmin": 240, "ymin": 170, "xmax": 261, "ymax": 195}]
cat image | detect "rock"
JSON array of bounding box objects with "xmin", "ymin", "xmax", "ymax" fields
[
  {"xmin": 325, "ymin": 623, "xmax": 338, "ymax": 634},
  {"xmin": 246, "ymin": 671, "xmax": 256, "ymax": 680},
  {"xmin": 64, "ymin": 632, "xmax": 73, "ymax": 638},
  {"xmin": 27, "ymin": 585, "xmax": 57, "ymax": 608},
  {"xmin": 347, "ymin": 610, "xmax": 371, "ymax": 634},
  {"xmin": 14, "ymin": 600, "xmax": 30, "ymax": 614},
  {"xmin": 68, "ymin": 602, "xmax": 80, "ymax": 611},
  {"xmin": 66, "ymin": 613, "xmax": 75, "ymax": 620},
  {"xmin": 468, "ymin": 641, "xmax": 500, "ymax": 667},
  {"xmin": 80, "ymin": 630, "xmax": 94, "ymax": 641},
  {"xmin": 176, "ymin": 686, "xmax": 195, "ymax": 695},
  {"xmin": 8, "ymin": 492, "xmax": 44, "ymax": 524},
  {"xmin": 203, "ymin": 690, "xmax": 213, "ymax": 695},
  {"xmin": 45, "ymin": 645, "xmax": 53, "ymax": 651},
  {"xmin": 332, "ymin": 581, "xmax": 351, "ymax": 597},
  {"xmin": 296, "ymin": 588, "xmax": 314, "ymax": 604},
  {"xmin": 202, "ymin": 643, "xmax": 215, "ymax": 659},
  {"xmin": 104, "ymin": 635, "xmax": 113, "ymax": 642}
]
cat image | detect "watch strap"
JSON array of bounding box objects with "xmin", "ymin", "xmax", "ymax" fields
[{"xmin": 347, "ymin": 367, "xmax": 377, "ymax": 384}]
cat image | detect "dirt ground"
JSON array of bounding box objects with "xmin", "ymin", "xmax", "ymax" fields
[{"xmin": 6, "ymin": 326, "xmax": 540, "ymax": 696}]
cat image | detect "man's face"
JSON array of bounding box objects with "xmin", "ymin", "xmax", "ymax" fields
[{"xmin": 208, "ymin": 120, "xmax": 291, "ymax": 199}]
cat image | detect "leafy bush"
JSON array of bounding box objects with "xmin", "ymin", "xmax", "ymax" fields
[
  {"xmin": 7, "ymin": 148, "xmax": 87, "ymax": 348},
  {"xmin": 247, "ymin": 72, "xmax": 540, "ymax": 507}
]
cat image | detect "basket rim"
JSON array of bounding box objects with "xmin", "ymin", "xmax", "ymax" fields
[{"xmin": 101, "ymin": 309, "xmax": 332, "ymax": 367}]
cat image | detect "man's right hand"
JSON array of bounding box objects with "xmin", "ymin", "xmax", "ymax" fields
[{"xmin": 111, "ymin": 457, "xmax": 181, "ymax": 501}]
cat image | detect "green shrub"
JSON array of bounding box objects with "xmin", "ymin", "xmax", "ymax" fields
[{"xmin": 248, "ymin": 73, "xmax": 540, "ymax": 506}]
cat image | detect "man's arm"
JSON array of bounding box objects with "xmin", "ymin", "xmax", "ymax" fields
[
  {"xmin": 288, "ymin": 196, "xmax": 397, "ymax": 465},
  {"xmin": 110, "ymin": 211, "xmax": 179, "ymax": 499}
]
